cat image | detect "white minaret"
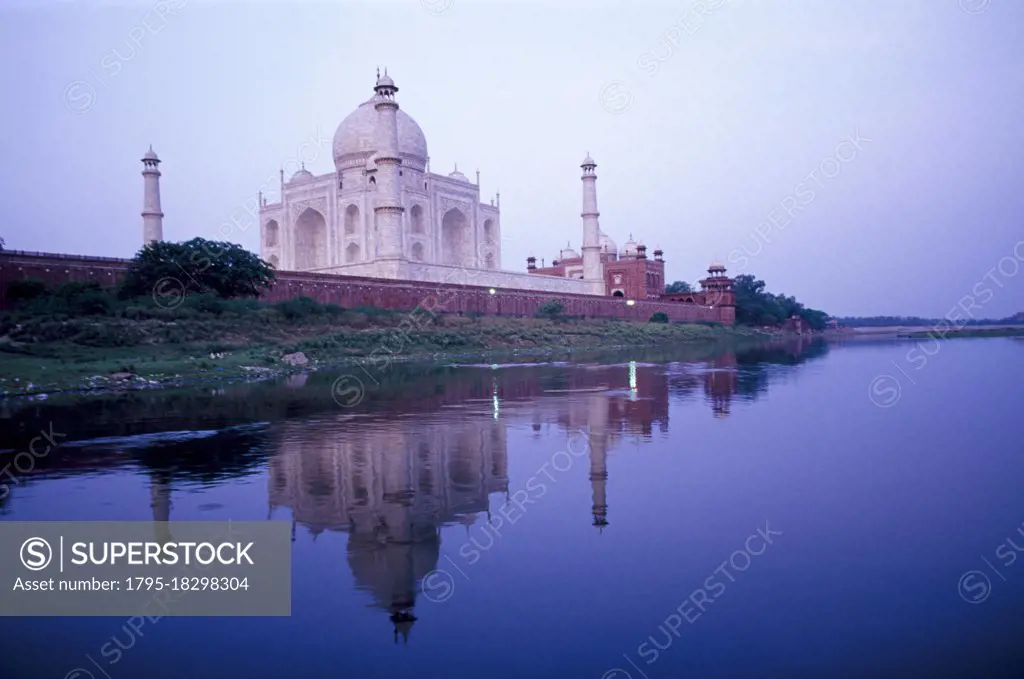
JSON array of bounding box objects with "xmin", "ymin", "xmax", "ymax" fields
[
  {"xmin": 372, "ymin": 69, "xmax": 405, "ymax": 268},
  {"xmin": 581, "ymin": 153, "xmax": 603, "ymax": 295},
  {"xmin": 141, "ymin": 145, "xmax": 164, "ymax": 245}
]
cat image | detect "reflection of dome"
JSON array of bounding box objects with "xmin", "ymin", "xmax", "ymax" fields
[{"xmin": 333, "ymin": 96, "xmax": 428, "ymax": 171}]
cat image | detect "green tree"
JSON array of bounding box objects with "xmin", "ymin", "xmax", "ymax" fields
[
  {"xmin": 536, "ymin": 299, "xmax": 566, "ymax": 321},
  {"xmin": 649, "ymin": 311, "xmax": 669, "ymax": 323},
  {"xmin": 119, "ymin": 238, "xmax": 275, "ymax": 300},
  {"xmin": 664, "ymin": 280, "xmax": 691, "ymax": 293},
  {"xmin": 733, "ymin": 273, "xmax": 828, "ymax": 330}
]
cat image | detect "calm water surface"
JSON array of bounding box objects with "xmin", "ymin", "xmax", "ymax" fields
[{"xmin": 1, "ymin": 337, "xmax": 1022, "ymax": 678}]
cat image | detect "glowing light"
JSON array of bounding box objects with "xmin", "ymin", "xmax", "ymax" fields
[
  {"xmin": 492, "ymin": 378, "xmax": 500, "ymax": 420},
  {"xmin": 626, "ymin": 299, "xmax": 636, "ymax": 306},
  {"xmin": 488, "ymin": 288, "xmax": 496, "ymax": 295}
]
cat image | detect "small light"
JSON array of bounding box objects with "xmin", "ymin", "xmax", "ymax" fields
[
  {"xmin": 626, "ymin": 299, "xmax": 636, "ymax": 306},
  {"xmin": 488, "ymin": 288, "xmax": 496, "ymax": 295}
]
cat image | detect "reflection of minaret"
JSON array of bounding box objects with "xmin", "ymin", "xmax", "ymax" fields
[
  {"xmin": 704, "ymin": 352, "xmax": 737, "ymax": 418},
  {"xmin": 587, "ymin": 393, "xmax": 609, "ymax": 531},
  {"xmin": 149, "ymin": 473, "xmax": 174, "ymax": 544}
]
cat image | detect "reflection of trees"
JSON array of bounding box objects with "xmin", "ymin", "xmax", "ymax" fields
[{"xmin": 734, "ymin": 337, "xmax": 830, "ymax": 400}]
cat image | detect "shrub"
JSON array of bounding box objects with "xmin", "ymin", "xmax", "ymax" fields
[
  {"xmin": 6, "ymin": 279, "xmax": 50, "ymax": 305},
  {"xmin": 45, "ymin": 281, "xmax": 117, "ymax": 316},
  {"xmin": 536, "ymin": 299, "xmax": 566, "ymax": 321},
  {"xmin": 649, "ymin": 312, "xmax": 669, "ymax": 324},
  {"xmin": 183, "ymin": 293, "xmax": 226, "ymax": 316},
  {"xmin": 274, "ymin": 296, "xmax": 324, "ymax": 320}
]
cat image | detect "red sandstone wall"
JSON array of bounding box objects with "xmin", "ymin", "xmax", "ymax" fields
[{"xmin": 0, "ymin": 250, "xmax": 733, "ymax": 323}]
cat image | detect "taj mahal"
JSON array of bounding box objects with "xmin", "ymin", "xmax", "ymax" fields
[
  {"xmin": 254, "ymin": 70, "xmax": 657, "ymax": 298},
  {"xmin": 125, "ymin": 69, "xmax": 735, "ymax": 318}
]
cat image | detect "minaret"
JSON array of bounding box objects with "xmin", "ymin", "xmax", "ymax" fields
[
  {"xmin": 580, "ymin": 153, "xmax": 603, "ymax": 295},
  {"xmin": 372, "ymin": 69, "xmax": 405, "ymax": 268},
  {"xmin": 141, "ymin": 145, "xmax": 164, "ymax": 244}
]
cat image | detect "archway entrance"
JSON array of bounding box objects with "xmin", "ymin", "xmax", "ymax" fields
[
  {"xmin": 441, "ymin": 208, "xmax": 468, "ymax": 266},
  {"xmin": 294, "ymin": 208, "xmax": 328, "ymax": 270}
]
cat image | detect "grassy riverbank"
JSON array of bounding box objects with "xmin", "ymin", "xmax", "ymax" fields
[
  {"xmin": 0, "ymin": 297, "xmax": 765, "ymax": 397},
  {"xmin": 897, "ymin": 326, "xmax": 1024, "ymax": 339}
]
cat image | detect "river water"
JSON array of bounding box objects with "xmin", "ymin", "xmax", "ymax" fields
[{"xmin": 1, "ymin": 337, "xmax": 1022, "ymax": 678}]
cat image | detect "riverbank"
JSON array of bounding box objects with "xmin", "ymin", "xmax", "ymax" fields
[{"xmin": 0, "ymin": 303, "xmax": 768, "ymax": 398}]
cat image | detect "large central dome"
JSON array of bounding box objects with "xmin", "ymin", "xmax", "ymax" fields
[{"xmin": 332, "ymin": 97, "xmax": 428, "ymax": 171}]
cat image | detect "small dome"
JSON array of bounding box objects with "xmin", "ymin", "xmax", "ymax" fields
[
  {"xmin": 599, "ymin": 230, "xmax": 617, "ymax": 255},
  {"xmin": 448, "ymin": 165, "xmax": 470, "ymax": 182},
  {"xmin": 622, "ymin": 235, "xmax": 638, "ymax": 257},
  {"xmin": 142, "ymin": 145, "xmax": 159, "ymax": 161},
  {"xmin": 289, "ymin": 167, "xmax": 314, "ymax": 183},
  {"xmin": 375, "ymin": 73, "xmax": 395, "ymax": 89},
  {"xmin": 560, "ymin": 246, "xmax": 580, "ymax": 260},
  {"xmin": 709, "ymin": 261, "xmax": 726, "ymax": 271},
  {"xmin": 581, "ymin": 152, "xmax": 596, "ymax": 167}
]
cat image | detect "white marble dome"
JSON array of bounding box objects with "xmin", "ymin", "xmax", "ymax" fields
[
  {"xmin": 333, "ymin": 97, "xmax": 428, "ymax": 171},
  {"xmin": 599, "ymin": 230, "xmax": 617, "ymax": 255},
  {"xmin": 289, "ymin": 167, "xmax": 314, "ymax": 183},
  {"xmin": 622, "ymin": 236, "xmax": 638, "ymax": 257}
]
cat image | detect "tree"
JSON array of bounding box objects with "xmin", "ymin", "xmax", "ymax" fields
[
  {"xmin": 119, "ymin": 238, "xmax": 275, "ymax": 300},
  {"xmin": 733, "ymin": 273, "xmax": 828, "ymax": 330},
  {"xmin": 664, "ymin": 280, "xmax": 691, "ymax": 294},
  {"xmin": 649, "ymin": 311, "xmax": 669, "ymax": 323}
]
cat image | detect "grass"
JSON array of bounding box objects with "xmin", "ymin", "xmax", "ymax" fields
[
  {"xmin": 0, "ymin": 293, "xmax": 763, "ymax": 397},
  {"xmin": 898, "ymin": 326, "xmax": 1024, "ymax": 339}
]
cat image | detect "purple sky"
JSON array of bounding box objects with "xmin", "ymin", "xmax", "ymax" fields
[{"xmin": 1, "ymin": 0, "xmax": 1022, "ymax": 318}]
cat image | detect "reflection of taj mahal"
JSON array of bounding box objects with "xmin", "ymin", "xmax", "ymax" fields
[{"xmin": 260, "ymin": 358, "xmax": 738, "ymax": 639}]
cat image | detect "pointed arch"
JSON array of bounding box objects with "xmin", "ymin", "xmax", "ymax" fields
[
  {"xmin": 411, "ymin": 204, "xmax": 425, "ymax": 234},
  {"xmin": 344, "ymin": 204, "xmax": 360, "ymax": 236},
  {"xmin": 294, "ymin": 207, "xmax": 327, "ymax": 270},
  {"xmin": 346, "ymin": 242, "xmax": 361, "ymax": 264},
  {"xmin": 264, "ymin": 219, "xmax": 279, "ymax": 247},
  {"xmin": 268, "ymin": 254, "xmax": 280, "ymax": 269},
  {"xmin": 441, "ymin": 208, "xmax": 468, "ymax": 266},
  {"xmin": 411, "ymin": 241, "xmax": 424, "ymax": 261}
]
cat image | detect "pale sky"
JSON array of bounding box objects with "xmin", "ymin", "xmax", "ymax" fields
[{"xmin": 1, "ymin": 0, "xmax": 1022, "ymax": 318}]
